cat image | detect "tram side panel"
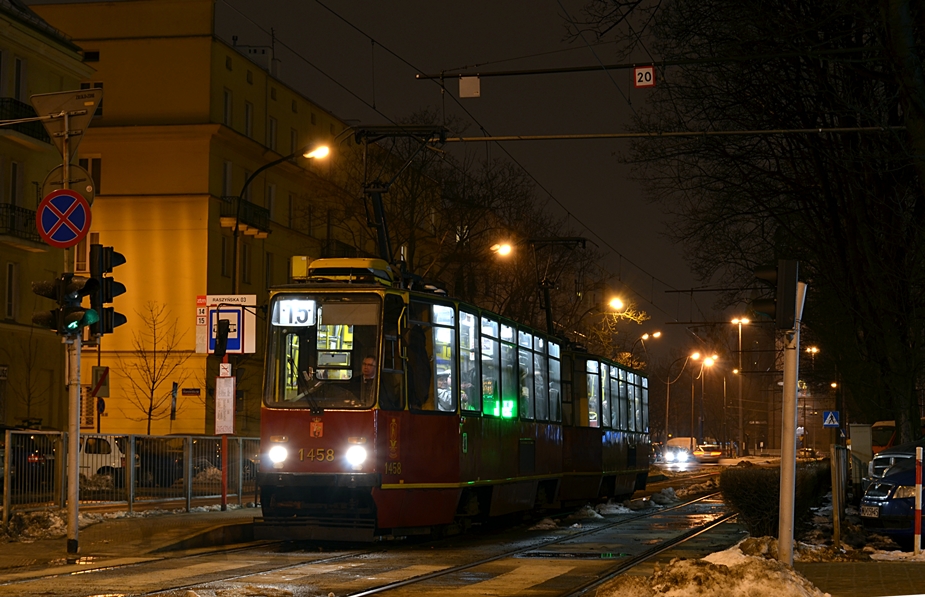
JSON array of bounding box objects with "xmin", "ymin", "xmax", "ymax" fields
[{"xmin": 374, "ymin": 410, "xmax": 461, "ymax": 530}]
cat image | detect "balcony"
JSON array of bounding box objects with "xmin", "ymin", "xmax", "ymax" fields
[
  {"xmin": 0, "ymin": 98, "xmax": 51, "ymax": 146},
  {"xmin": 0, "ymin": 203, "xmax": 46, "ymax": 252},
  {"xmin": 219, "ymin": 196, "xmax": 270, "ymax": 238}
]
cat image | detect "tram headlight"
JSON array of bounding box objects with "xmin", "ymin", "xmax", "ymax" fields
[
  {"xmin": 345, "ymin": 445, "xmax": 367, "ymax": 467},
  {"xmin": 268, "ymin": 445, "xmax": 288, "ymax": 466}
]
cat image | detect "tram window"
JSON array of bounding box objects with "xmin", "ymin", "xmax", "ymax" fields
[
  {"xmin": 433, "ymin": 324, "xmax": 457, "ymax": 412},
  {"xmin": 481, "ymin": 336, "xmax": 500, "ymax": 416},
  {"xmin": 459, "ymin": 311, "xmax": 480, "ymax": 412},
  {"xmin": 481, "ymin": 316, "xmax": 498, "ymax": 338},
  {"xmin": 610, "ymin": 374, "xmax": 621, "ymax": 429},
  {"xmin": 642, "ymin": 378, "xmax": 649, "ymax": 431},
  {"xmin": 534, "ymin": 351, "xmax": 548, "ymax": 421},
  {"xmin": 633, "ymin": 374, "xmax": 644, "ymax": 431},
  {"xmin": 501, "ymin": 323, "xmax": 514, "ymax": 342},
  {"xmin": 409, "ymin": 300, "xmax": 431, "ymax": 323},
  {"xmin": 627, "ymin": 379, "xmax": 637, "ymax": 432},
  {"xmin": 548, "ymin": 356, "xmax": 561, "ymax": 422},
  {"xmin": 433, "ymin": 304, "xmax": 455, "ymax": 326},
  {"xmin": 619, "ymin": 369, "xmax": 632, "ymax": 431},
  {"xmin": 519, "ymin": 347, "xmax": 535, "ymax": 419},
  {"xmin": 598, "ymin": 362, "xmax": 610, "ymax": 429},
  {"xmin": 519, "ymin": 330, "xmax": 533, "ymax": 349},
  {"xmin": 500, "ymin": 342, "xmax": 518, "ymax": 418},
  {"xmin": 586, "ymin": 364, "xmax": 601, "ymax": 428},
  {"xmin": 380, "ymin": 294, "xmax": 405, "ymax": 410}
]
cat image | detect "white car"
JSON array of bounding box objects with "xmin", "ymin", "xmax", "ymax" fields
[{"xmin": 80, "ymin": 435, "xmax": 129, "ymax": 487}]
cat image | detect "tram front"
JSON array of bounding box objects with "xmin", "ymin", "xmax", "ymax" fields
[{"xmin": 258, "ymin": 289, "xmax": 385, "ymax": 541}]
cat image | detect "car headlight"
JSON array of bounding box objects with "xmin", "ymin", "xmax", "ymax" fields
[
  {"xmin": 894, "ymin": 485, "xmax": 918, "ymax": 499},
  {"xmin": 677, "ymin": 451, "xmax": 690, "ymax": 463},
  {"xmin": 345, "ymin": 445, "xmax": 367, "ymax": 466},
  {"xmin": 268, "ymin": 445, "xmax": 288, "ymax": 464},
  {"xmin": 665, "ymin": 451, "xmax": 676, "ymax": 462}
]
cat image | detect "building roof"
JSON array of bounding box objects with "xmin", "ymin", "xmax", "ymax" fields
[{"xmin": 1, "ymin": 0, "xmax": 80, "ymax": 52}]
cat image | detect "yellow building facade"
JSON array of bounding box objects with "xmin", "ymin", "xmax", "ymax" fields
[
  {"xmin": 0, "ymin": 2, "xmax": 94, "ymax": 430},
  {"xmin": 34, "ymin": 0, "xmax": 360, "ymax": 436}
]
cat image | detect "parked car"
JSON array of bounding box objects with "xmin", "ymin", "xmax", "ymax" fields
[
  {"xmin": 80, "ymin": 435, "xmax": 130, "ymax": 487},
  {"xmin": 865, "ymin": 438, "xmax": 925, "ymax": 490},
  {"xmin": 693, "ymin": 444, "xmax": 723, "ymax": 463},
  {"xmin": 0, "ymin": 429, "xmax": 54, "ymax": 490},
  {"xmin": 860, "ymin": 457, "xmax": 923, "ymax": 548},
  {"xmin": 136, "ymin": 437, "xmax": 185, "ymax": 487}
]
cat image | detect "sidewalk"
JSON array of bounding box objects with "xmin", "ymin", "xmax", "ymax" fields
[{"xmin": 0, "ymin": 505, "xmax": 259, "ymax": 579}]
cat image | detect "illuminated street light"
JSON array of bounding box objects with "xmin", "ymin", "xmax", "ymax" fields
[{"xmin": 231, "ymin": 142, "xmax": 331, "ymax": 293}]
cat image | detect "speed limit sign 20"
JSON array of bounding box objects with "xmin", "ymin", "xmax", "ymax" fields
[{"xmin": 634, "ymin": 66, "xmax": 656, "ymax": 88}]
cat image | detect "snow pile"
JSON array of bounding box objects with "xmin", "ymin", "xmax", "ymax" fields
[
  {"xmin": 528, "ymin": 517, "xmax": 559, "ymax": 530},
  {"xmin": 192, "ymin": 466, "xmax": 223, "ymax": 484},
  {"xmin": 565, "ymin": 504, "xmax": 604, "ymax": 521},
  {"xmin": 675, "ymin": 476, "xmax": 720, "ymax": 497},
  {"xmin": 596, "ymin": 500, "xmax": 635, "ymax": 515},
  {"xmin": 650, "ymin": 487, "xmax": 680, "ymax": 505},
  {"xmin": 0, "ymin": 503, "xmax": 254, "ymax": 543},
  {"xmin": 597, "ymin": 542, "xmax": 830, "ymax": 597}
]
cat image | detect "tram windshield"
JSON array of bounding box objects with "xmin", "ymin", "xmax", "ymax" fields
[{"xmin": 265, "ymin": 293, "xmax": 381, "ymax": 409}]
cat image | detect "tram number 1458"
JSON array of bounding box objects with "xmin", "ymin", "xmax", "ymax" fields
[
  {"xmin": 300, "ymin": 448, "xmax": 335, "ymax": 461},
  {"xmin": 385, "ymin": 461, "xmax": 402, "ymax": 475}
]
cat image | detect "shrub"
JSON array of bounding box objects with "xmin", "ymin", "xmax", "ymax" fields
[{"xmin": 720, "ymin": 461, "xmax": 830, "ymax": 537}]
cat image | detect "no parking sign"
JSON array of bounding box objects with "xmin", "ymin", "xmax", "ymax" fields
[{"xmin": 35, "ymin": 189, "xmax": 91, "ymax": 249}]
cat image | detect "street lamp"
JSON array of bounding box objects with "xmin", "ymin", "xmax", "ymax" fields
[
  {"xmin": 230, "ymin": 142, "xmax": 330, "ymax": 294},
  {"xmin": 732, "ymin": 317, "xmax": 749, "ymax": 456},
  {"xmin": 698, "ymin": 356, "xmax": 716, "ymax": 443},
  {"xmin": 665, "ymin": 353, "xmax": 694, "ymax": 443},
  {"xmin": 631, "ymin": 331, "xmax": 661, "ymax": 361}
]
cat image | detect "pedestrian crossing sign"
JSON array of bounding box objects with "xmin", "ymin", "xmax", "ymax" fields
[{"xmin": 823, "ymin": 411, "xmax": 840, "ymax": 427}]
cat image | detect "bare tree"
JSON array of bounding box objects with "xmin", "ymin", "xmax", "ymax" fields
[
  {"xmin": 575, "ymin": 0, "xmax": 925, "ymax": 442},
  {"xmin": 0, "ymin": 329, "xmax": 53, "ymax": 425},
  {"xmin": 119, "ymin": 302, "xmax": 192, "ymax": 434}
]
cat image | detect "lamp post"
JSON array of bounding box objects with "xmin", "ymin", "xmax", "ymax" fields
[
  {"xmin": 665, "ymin": 354, "xmax": 693, "ymax": 443},
  {"xmin": 732, "ymin": 317, "xmax": 749, "ymax": 456},
  {"xmin": 698, "ymin": 356, "xmax": 716, "ymax": 443},
  {"xmin": 631, "ymin": 331, "xmax": 661, "ymax": 362},
  {"xmin": 689, "ymin": 352, "xmax": 701, "ymax": 453},
  {"xmin": 230, "ymin": 143, "xmax": 330, "ymax": 294}
]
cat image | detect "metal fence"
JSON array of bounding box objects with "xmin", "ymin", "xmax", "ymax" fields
[{"xmin": 1, "ymin": 430, "xmax": 260, "ymax": 522}]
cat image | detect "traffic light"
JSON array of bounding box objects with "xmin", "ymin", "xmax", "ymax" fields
[
  {"xmin": 31, "ymin": 274, "xmax": 100, "ymax": 335},
  {"xmin": 89, "ymin": 244, "xmax": 127, "ymax": 335},
  {"xmin": 214, "ymin": 318, "xmax": 230, "ymax": 358},
  {"xmin": 751, "ymin": 259, "xmax": 799, "ymax": 329}
]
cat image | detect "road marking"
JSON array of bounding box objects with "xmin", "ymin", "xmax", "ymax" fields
[{"xmin": 444, "ymin": 561, "xmax": 577, "ymax": 595}]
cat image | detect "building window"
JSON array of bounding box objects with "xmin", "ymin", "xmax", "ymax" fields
[
  {"xmin": 4, "ymin": 262, "xmax": 18, "ymax": 320},
  {"xmin": 246, "ymin": 69, "xmax": 253, "ymax": 84},
  {"xmin": 244, "ymin": 101, "xmax": 253, "ymax": 137},
  {"xmin": 267, "ymin": 183, "xmax": 276, "ymax": 221},
  {"xmin": 270, "ymin": 87, "xmax": 276, "ymax": 100},
  {"xmin": 221, "ymin": 237, "xmax": 230, "ymax": 277},
  {"xmin": 223, "ymin": 89, "xmax": 232, "ymax": 126},
  {"xmin": 78, "ymin": 157, "xmax": 102, "ymax": 194},
  {"xmin": 222, "ymin": 161, "xmax": 233, "ymax": 197},
  {"xmin": 225, "ymin": 56, "xmax": 232, "ymax": 70},
  {"xmin": 242, "ymin": 243, "xmax": 251, "ymax": 284},
  {"xmin": 14, "ymin": 57, "xmax": 24, "ymax": 102},
  {"xmin": 290, "ymin": 128, "xmax": 297, "ymax": 154},
  {"xmin": 265, "ymin": 252, "xmax": 274, "ymax": 288},
  {"xmin": 291, "ymin": 99, "xmax": 297, "ymax": 113},
  {"xmin": 9, "ymin": 161, "xmax": 20, "ymax": 207},
  {"xmin": 79, "ymin": 82, "xmax": 103, "ymax": 116},
  {"xmin": 267, "ymin": 116, "xmax": 277, "ymax": 152},
  {"xmin": 83, "ymin": 50, "xmax": 100, "ymax": 62}
]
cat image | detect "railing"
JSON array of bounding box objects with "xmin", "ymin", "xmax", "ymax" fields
[
  {"xmin": 0, "ymin": 98, "xmax": 51, "ymax": 144},
  {"xmin": 220, "ymin": 196, "xmax": 270, "ymax": 233},
  {"xmin": 1, "ymin": 431, "xmax": 260, "ymax": 522},
  {"xmin": 0, "ymin": 203, "xmax": 41, "ymax": 243}
]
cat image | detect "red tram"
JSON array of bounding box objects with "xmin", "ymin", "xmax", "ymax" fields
[{"xmin": 256, "ymin": 258, "xmax": 650, "ymax": 541}]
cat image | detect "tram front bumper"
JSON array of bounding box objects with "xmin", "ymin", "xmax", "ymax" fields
[{"xmin": 258, "ymin": 471, "xmax": 381, "ymax": 489}]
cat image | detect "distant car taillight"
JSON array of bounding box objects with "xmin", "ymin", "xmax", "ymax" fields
[{"xmin": 27, "ymin": 454, "xmax": 45, "ymax": 464}]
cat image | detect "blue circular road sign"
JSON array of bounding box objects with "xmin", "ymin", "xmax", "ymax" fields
[{"xmin": 36, "ymin": 189, "xmax": 92, "ymax": 249}]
